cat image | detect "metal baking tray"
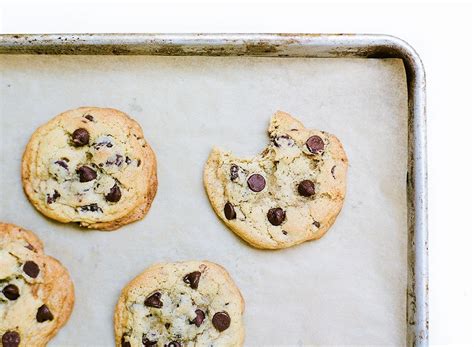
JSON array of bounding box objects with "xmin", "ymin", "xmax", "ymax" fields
[{"xmin": 0, "ymin": 33, "xmax": 427, "ymax": 346}]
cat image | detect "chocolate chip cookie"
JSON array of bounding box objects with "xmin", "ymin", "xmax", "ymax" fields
[
  {"xmin": 22, "ymin": 107, "xmax": 158, "ymax": 230},
  {"xmin": 0, "ymin": 223, "xmax": 75, "ymax": 346},
  {"xmin": 204, "ymin": 111, "xmax": 348, "ymax": 249},
  {"xmin": 115, "ymin": 261, "xmax": 245, "ymax": 347}
]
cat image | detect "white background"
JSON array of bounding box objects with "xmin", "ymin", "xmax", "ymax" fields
[{"xmin": 0, "ymin": 1, "xmax": 472, "ymax": 346}]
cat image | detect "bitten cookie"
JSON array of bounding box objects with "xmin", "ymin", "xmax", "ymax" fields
[
  {"xmin": 115, "ymin": 261, "xmax": 245, "ymax": 347},
  {"xmin": 22, "ymin": 107, "xmax": 158, "ymax": 231},
  {"xmin": 204, "ymin": 111, "xmax": 348, "ymax": 249},
  {"xmin": 0, "ymin": 223, "xmax": 74, "ymax": 347}
]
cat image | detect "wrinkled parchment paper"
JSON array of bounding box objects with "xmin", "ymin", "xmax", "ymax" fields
[{"xmin": 0, "ymin": 55, "xmax": 407, "ymax": 346}]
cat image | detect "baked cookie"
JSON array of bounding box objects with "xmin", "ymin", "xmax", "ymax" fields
[
  {"xmin": 0, "ymin": 222, "xmax": 74, "ymax": 347},
  {"xmin": 22, "ymin": 107, "xmax": 158, "ymax": 231},
  {"xmin": 204, "ymin": 111, "xmax": 348, "ymax": 249},
  {"xmin": 115, "ymin": 261, "xmax": 245, "ymax": 347}
]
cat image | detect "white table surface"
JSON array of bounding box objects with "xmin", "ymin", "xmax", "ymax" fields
[{"xmin": 1, "ymin": 1, "xmax": 472, "ymax": 345}]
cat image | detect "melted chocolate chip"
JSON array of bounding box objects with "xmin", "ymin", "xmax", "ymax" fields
[
  {"xmin": 273, "ymin": 134, "xmax": 294, "ymax": 147},
  {"xmin": 306, "ymin": 135, "xmax": 324, "ymax": 154},
  {"xmin": 2, "ymin": 331, "xmax": 20, "ymax": 347},
  {"xmin": 137, "ymin": 159, "xmax": 141, "ymax": 167},
  {"xmin": 23, "ymin": 261, "xmax": 40, "ymax": 278},
  {"xmin": 142, "ymin": 336, "xmax": 157, "ymax": 346},
  {"xmin": 298, "ymin": 180, "xmax": 315, "ymax": 197},
  {"xmin": 230, "ymin": 164, "xmax": 239, "ymax": 181},
  {"xmin": 183, "ymin": 271, "xmax": 201, "ymax": 289},
  {"xmin": 106, "ymin": 154, "xmax": 124, "ymax": 166},
  {"xmin": 71, "ymin": 128, "xmax": 90, "ymax": 147},
  {"xmin": 2, "ymin": 284, "xmax": 20, "ymax": 300},
  {"xmin": 47, "ymin": 190, "xmax": 61, "ymax": 204},
  {"xmin": 212, "ymin": 311, "xmax": 231, "ymax": 332},
  {"xmin": 115, "ymin": 155, "xmax": 124, "ymax": 166},
  {"xmin": 267, "ymin": 208, "xmax": 286, "ymax": 226},
  {"xmin": 191, "ymin": 309, "xmax": 205, "ymax": 327},
  {"xmin": 144, "ymin": 292, "xmax": 163, "ymax": 308},
  {"xmin": 105, "ymin": 184, "xmax": 122, "ymax": 202},
  {"xmin": 77, "ymin": 166, "xmax": 97, "ymax": 182},
  {"xmin": 313, "ymin": 221, "xmax": 321, "ymax": 228},
  {"xmin": 247, "ymin": 174, "xmax": 266, "ymax": 192},
  {"xmin": 84, "ymin": 114, "xmax": 94, "ymax": 121},
  {"xmin": 80, "ymin": 203, "xmax": 103, "ymax": 213},
  {"xmin": 54, "ymin": 160, "xmax": 69, "ymax": 170},
  {"xmin": 331, "ymin": 165, "xmax": 336, "ymax": 179},
  {"xmin": 121, "ymin": 336, "xmax": 131, "ymax": 347},
  {"xmin": 36, "ymin": 304, "xmax": 54, "ymax": 322},
  {"xmin": 25, "ymin": 243, "xmax": 36, "ymax": 252},
  {"xmin": 167, "ymin": 342, "xmax": 181, "ymax": 347},
  {"xmin": 224, "ymin": 202, "xmax": 236, "ymax": 220}
]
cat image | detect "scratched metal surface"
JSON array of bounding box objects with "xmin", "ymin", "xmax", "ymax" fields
[{"xmin": 0, "ymin": 34, "xmax": 427, "ymax": 346}]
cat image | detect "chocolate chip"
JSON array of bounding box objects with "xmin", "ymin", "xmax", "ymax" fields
[
  {"xmin": 191, "ymin": 309, "xmax": 205, "ymax": 327},
  {"xmin": 2, "ymin": 284, "xmax": 20, "ymax": 300},
  {"xmin": 106, "ymin": 154, "xmax": 124, "ymax": 166},
  {"xmin": 273, "ymin": 134, "xmax": 294, "ymax": 147},
  {"xmin": 247, "ymin": 174, "xmax": 266, "ymax": 192},
  {"xmin": 267, "ymin": 208, "xmax": 286, "ymax": 226},
  {"xmin": 212, "ymin": 311, "xmax": 231, "ymax": 332},
  {"xmin": 165, "ymin": 323, "xmax": 171, "ymax": 329},
  {"xmin": 77, "ymin": 166, "xmax": 97, "ymax": 182},
  {"xmin": 94, "ymin": 138, "xmax": 113, "ymax": 149},
  {"xmin": 125, "ymin": 156, "xmax": 131, "ymax": 165},
  {"xmin": 80, "ymin": 203, "xmax": 103, "ymax": 213},
  {"xmin": 84, "ymin": 114, "xmax": 94, "ymax": 121},
  {"xmin": 47, "ymin": 190, "xmax": 61, "ymax": 204},
  {"xmin": 167, "ymin": 342, "xmax": 181, "ymax": 347},
  {"xmin": 306, "ymin": 135, "xmax": 324, "ymax": 153},
  {"xmin": 137, "ymin": 159, "xmax": 141, "ymax": 167},
  {"xmin": 121, "ymin": 336, "xmax": 131, "ymax": 347},
  {"xmin": 2, "ymin": 331, "xmax": 20, "ymax": 347},
  {"xmin": 36, "ymin": 304, "xmax": 54, "ymax": 322},
  {"xmin": 313, "ymin": 221, "xmax": 320, "ymax": 228},
  {"xmin": 105, "ymin": 184, "xmax": 122, "ymax": 202},
  {"xmin": 298, "ymin": 180, "xmax": 315, "ymax": 197},
  {"xmin": 23, "ymin": 261, "xmax": 40, "ymax": 278},
  {"xmin": 224, "ymin": 202, "xmax": 236, "ymax": 220},
  {"xmin": 142, "ymin": 335, "xmax": 157, "ymax": 346},
  {"xmin": 183, "ymin": 271, "xmax": 201, "ymax": 289},
  {"xmin": 230, "ymin": 164, "xmax": 239, "ymax": 181},
  {"xmin": 71, "ymin": 128, "xmax": 90, "ymax": 147},
  {"xmin": 144, "ymin": 292, "xmax": 163, "ymax": 308},
  {"xmin": 54, "ymin": 160, "xmax": 69, "ymax": 170},
  {"xmin": 282, "ymin": 230, "xmax": 288, "ymax": 235},
  {"xmin": 331, "ymin": 165, "xmax": 336, "ymax": 179},
  {"xmin": 25, "ymin": 243, "xmax": 36, "ymax": 252}
]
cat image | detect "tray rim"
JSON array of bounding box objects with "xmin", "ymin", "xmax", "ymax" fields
[{"xmin": 0, "ymin": 33, "xmax": 428, "ymax": 347}]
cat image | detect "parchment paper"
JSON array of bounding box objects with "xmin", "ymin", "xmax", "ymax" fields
[{"xmin": 0, "ymin": 55, "xmax": 407, "ymax": 346}]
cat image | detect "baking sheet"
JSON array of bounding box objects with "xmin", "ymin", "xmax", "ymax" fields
[{"xmin": 0, "ymin": 55, "xmax": 408, "ymax": 346}]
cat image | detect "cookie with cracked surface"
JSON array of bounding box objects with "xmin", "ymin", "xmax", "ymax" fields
[
  {"xmin": 204, "ymin": 111, "xmax": 348, "ymax": 249},
  {"xmin": 0, "ymin": 222, "xmax": 75, "ymax": 347},
  {"xmin": 115, "ymin": 261, "xmax": 245, "ymax": 347},
  {"xmin": 22, "ymin": 107, "xmax": 158, "ymax": 231}
]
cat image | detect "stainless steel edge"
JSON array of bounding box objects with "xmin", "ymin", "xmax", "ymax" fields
[{"xmin": 0, "ymin": 33, "xmax": 428, "ymax": 346}]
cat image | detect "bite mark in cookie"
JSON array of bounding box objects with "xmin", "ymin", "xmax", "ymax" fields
[
  {"xmin": 204, "ymin": 111, "xmax": 348, "ymax": 249},
  {"xmin": 22, "ymin": 107, "xmax": 158, "ymax": 231},
  {"xmin": 114, "ymin": 261, "xmax": 245, "ymax": 347}
]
